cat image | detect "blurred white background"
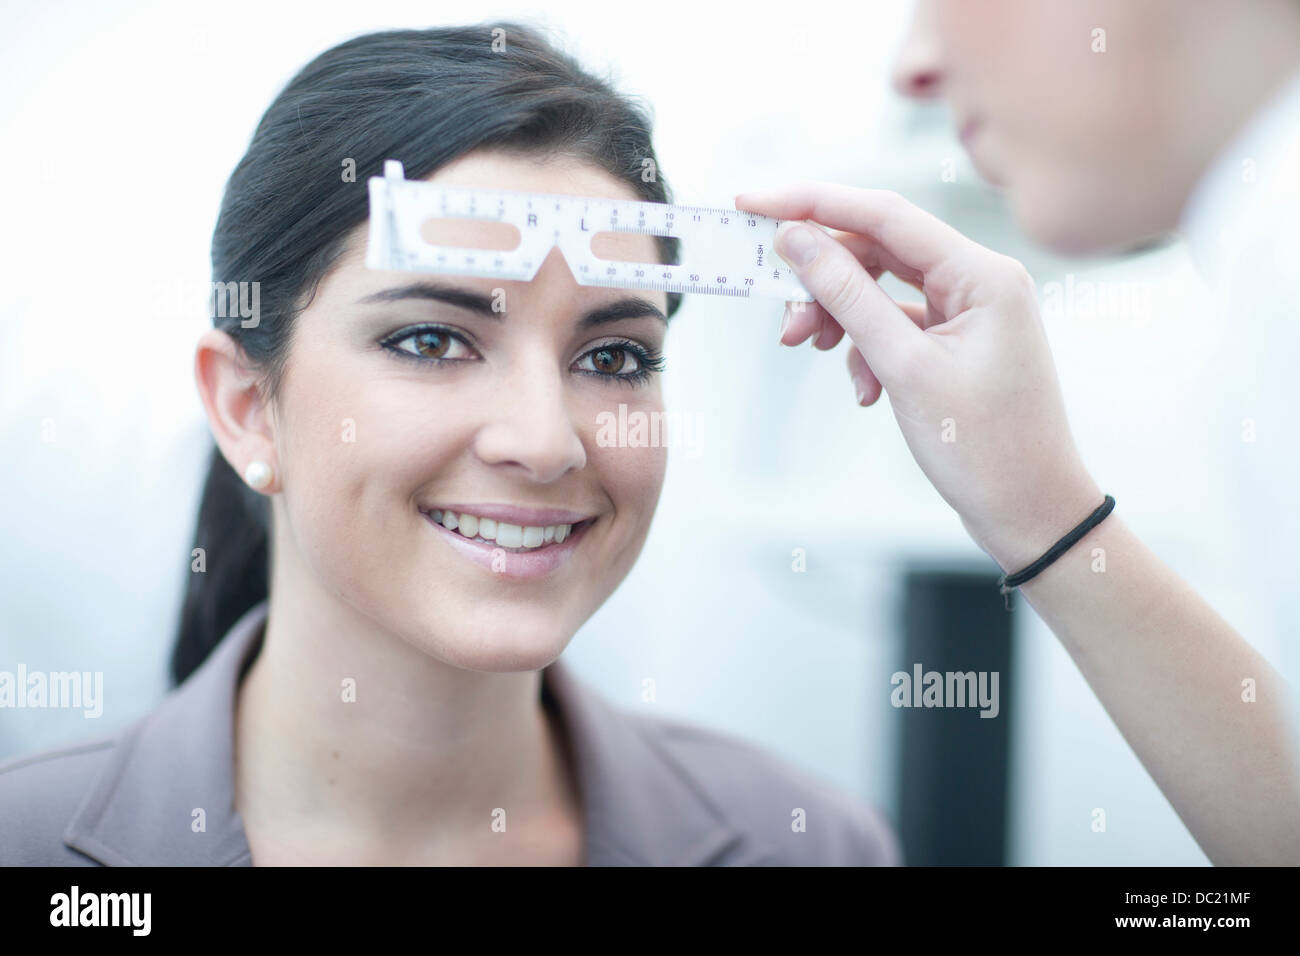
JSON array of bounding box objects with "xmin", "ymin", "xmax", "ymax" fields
[{"xmin": 2, "ymin": 0, "xmax": 1277, "ymax": 865}]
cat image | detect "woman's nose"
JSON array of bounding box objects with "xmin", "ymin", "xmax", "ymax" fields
[
  {"xmin": 891, "ymin": 5, "xmax": 945, "ymax": 100},
  {"xmin": 473, "ymin": 367, "xmax": 588, "ymax": 483}
]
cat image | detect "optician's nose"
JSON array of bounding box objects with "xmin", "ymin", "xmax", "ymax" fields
[
  {"xmin": 890, "ymin": 3, "xmax": 945, "ymax": 100},
  {"xmin": 473, "ymin": 359, "xmax": 588, "ymax": 484}
]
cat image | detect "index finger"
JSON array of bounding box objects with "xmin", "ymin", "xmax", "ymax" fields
[{"xmin": 735, "ymin": 181, "xmax": 987, "ymax": 289}]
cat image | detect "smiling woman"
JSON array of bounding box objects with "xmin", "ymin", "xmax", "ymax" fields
[{"xmin": 0, "ymin": 21, "xmax": 898, "ymax": 867}]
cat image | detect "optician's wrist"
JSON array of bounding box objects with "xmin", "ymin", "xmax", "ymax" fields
[{"xmin": 969, "ymin": 475, "xmax": 1107, "ymax": 577}]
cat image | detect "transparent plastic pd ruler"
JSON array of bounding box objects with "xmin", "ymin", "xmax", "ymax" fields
[{"xmin": 366, "ymin": 160, "xmax": 814, "ymax": 302}]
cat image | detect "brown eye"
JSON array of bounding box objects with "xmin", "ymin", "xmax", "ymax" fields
[
  {"xmin": 575, "ymin": 341, "xmax": 662, "ymax": 385},
  {"xmin": 384, "ymin": 326, "xmax": 475, "ymax": 363},
  {"xmin": 411, "ymin": 330, "xmax": 451, "ymax": 359},
  {"xmin": 590, "ymin": 346, "xmax": 628, "ymax": 374}
]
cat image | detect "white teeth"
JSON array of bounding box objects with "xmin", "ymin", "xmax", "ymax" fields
[{"xmin": 427, "ymin": 509, "xmax": 581, "ymax": 551}]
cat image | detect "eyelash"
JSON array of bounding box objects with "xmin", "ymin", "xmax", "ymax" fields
[{"xmin": 379, "ymin": 324, "xmax": 666, "ymax": 386}]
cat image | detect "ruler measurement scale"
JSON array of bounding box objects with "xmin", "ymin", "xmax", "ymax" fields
[{"xmin": 367, "ymin": 160, "xmax": 814, "ymax": 302}]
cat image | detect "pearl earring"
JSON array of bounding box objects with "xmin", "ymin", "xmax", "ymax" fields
[{"xmin": 244, "ymin": 460, "xmax": 273, "ymax": 490}]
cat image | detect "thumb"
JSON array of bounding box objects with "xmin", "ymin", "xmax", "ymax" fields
[{"xmin": 775, "ymin": 220, "xmax": 928, "ymax": 386}]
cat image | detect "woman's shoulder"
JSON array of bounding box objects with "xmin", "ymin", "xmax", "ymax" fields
[
  {"xmin": 0, "ymin": 613, "xmax": 260, "ymax": 867},
  {"xmin": 627, "ymin": 709, "xmax": 902, "ymax": 866},
  {"xmin": 0, "ymin": 732, "xmax": 121, "ymax": 866},
  {"xmin": 544, "ymin": 659, "xmax": 900, "ymax": 866}
]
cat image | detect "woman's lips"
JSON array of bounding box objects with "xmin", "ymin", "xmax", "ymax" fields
[
  {"xmin": 422, "ymin": 510, "xmax": 594, "ymax": 579},
  {"xmin": 427, "ymin": 502, "xmax": 593, "ymax": 527}
]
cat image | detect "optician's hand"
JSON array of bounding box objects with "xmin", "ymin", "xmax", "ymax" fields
[{"xmin": 734, "ymin": 182, "xmax": 1104, "ymax": 574}]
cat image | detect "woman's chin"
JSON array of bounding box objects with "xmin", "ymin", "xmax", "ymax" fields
[{"xmin": 411, "ymin": 625, "xmax": 574, "ymax": 674}]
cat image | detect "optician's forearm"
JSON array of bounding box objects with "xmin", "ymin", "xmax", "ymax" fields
[
  {"xmin": 735, "ymin": 182, "xmax": 1300, "ymax": 862},
  {"xmin": 1014, "ymin": 513, "xmax": 1300, "ymax": 866}
]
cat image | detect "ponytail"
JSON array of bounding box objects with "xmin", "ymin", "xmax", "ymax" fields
[{"xmin": 171, "ymin": 444, "xmax": 269, "ymax": 686}]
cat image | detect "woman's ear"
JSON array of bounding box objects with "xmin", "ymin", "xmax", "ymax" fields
[{"xmin": 193, "ymin": 328, "xmax": 280, "ymax": 493}]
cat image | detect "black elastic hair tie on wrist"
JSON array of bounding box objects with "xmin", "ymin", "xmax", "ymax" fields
[{"xmin": 997, "ymin": 494, "xmax": 1116, "ymax": 603}]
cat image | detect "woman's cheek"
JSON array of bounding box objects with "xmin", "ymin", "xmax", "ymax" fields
[
  {"xmin": 601, "ymin": 435, "xmax": 667, "ymax": 531},
  {"xmin": 586, "ymin": 385, "xmax": 667, "ymax": 488},
  {"xmin": 275, "ymin": 384, "xmax": 378, "ymax": 563}
]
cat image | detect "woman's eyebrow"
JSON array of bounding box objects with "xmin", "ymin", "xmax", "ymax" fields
[{"xmin": 354, "ymin": 280, "xmax": 666, "ymax": 329}]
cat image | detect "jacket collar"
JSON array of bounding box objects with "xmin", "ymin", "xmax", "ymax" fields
[
  {"xmin": 64, "ymin": 600, "xmax": 752, "ymax": 866},
  {"xmin": 541, "ymin": 651, "xmax": 753, "ymax": 865}
]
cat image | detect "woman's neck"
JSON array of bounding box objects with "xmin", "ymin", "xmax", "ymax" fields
[{"xmin": 231, "ymin": 586, "xmax": 579, "ymax": 864}]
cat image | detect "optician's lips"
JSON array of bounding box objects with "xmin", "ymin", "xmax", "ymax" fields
[{"xmin": 955, "ymin": 113, "xmax": 1005, "ymax": 186}]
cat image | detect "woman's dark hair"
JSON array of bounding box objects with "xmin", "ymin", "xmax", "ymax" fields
[{"xmin": 172, "ymin": 21, "xmax": 682, "ymax": 686}]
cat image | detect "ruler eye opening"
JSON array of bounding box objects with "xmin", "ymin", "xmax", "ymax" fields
[
  {"xmin": 417, "ymin": 217, "xmax": 522, "ymax": 252},
  {"xmin": 588, "ymin": 230, "xmax": 676, "ymax": 266}
]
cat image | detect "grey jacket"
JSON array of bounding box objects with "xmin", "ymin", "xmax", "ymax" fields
[{"xmin": 0, "ymin": 601, "xmax": 900, "ymax": 866}]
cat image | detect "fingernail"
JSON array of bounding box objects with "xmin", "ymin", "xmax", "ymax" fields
[
  {"xmin": 777, "ymin": 224, "xmax": 819, "ymax": 268},
  {"xmin": 778, "ymin": 306, "xmax": 791, "ymax": 342},
  {"xmin": 852, "ymin": 374, "xmax": 867, "ymax": 404}
]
